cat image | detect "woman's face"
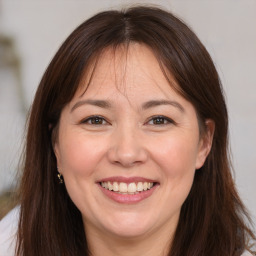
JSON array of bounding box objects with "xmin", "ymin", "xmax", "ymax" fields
[{"xmin": 54, "ymin": 44, "xmax": 213, "ymax": 241}]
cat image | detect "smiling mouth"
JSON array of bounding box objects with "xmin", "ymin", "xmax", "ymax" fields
[{"xmin": 100, "ymin": 181, "xmax": 156, "ymax": 195}]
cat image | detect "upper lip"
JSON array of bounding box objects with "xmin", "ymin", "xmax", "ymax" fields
[{"xmin": 97, "ymin": 176, "xmax": 158, "ymax": 184}]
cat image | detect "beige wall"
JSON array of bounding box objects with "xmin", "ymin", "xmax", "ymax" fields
[{"xmin": 0, "ymin": 0, "xmax": 255, "ymax": 223}]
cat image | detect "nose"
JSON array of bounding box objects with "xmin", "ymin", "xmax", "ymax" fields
[{"xmin": 107, "ymin": 127, "xmax": 148, "ymax": 168}]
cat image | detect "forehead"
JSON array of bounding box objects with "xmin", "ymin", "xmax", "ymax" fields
[{"xmin": 74, "ymin": 43, "xmax": 181, "ymax": 101}]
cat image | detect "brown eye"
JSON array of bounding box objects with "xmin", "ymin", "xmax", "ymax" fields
[
  {"xmin": 147, "ymin": 116, "xmax": 174, "ymax": 125},
  {"xmin": 82, "ymin": 116, "xmax": 107, "ymax": 125},
  {"xmin": 153, "ymin": 117, "xmax": 166, "ymax": 125},
  {"xmin": 90, "ymin": 117, "xmax": 104, "ymax": 124}
]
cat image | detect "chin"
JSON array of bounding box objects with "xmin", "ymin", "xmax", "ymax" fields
[
  {"xmin": 107, "ymin": 225, "xmax": 151, "ymax": 239},
  {"xmin": 100, "ymin": 212, "xmax": 155, "ymax": 238}
]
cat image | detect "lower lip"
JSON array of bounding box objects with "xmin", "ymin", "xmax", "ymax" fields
[{"xmin": 98, "ymin": 184, "xmax": 159, "ymax": 204}]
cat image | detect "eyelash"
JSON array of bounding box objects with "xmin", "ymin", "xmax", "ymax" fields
[
  {"xmin": 146, "ymin": 116, "xmax": 175, "ymax": 126},
  {"xmin": 81, "ymin": 115, "xmax": 174, "ymax": 126},
  {"xmin": 81, "ymin": 115, "xmax": 109, "ymax": 125}
]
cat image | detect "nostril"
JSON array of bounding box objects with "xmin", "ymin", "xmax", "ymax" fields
[{"xmin": 107, "ymin": 147, "xmax": 148, "ymax": 167}]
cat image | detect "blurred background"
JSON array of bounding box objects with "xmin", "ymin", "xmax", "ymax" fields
[{"xmin": 0, "ymin": 0, "xmax": 255, "ymax": 226}]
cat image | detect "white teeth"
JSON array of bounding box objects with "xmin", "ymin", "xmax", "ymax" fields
[
  {"xmin": 137, "ymin": 182, "xmax": 143, "ymax": 191},
  {"xmin": 100, "ymin": 181, "xmax": 155, "ymax": 193},
  {"xmin": 143, "ymin": 182, "xmax": 148, "ymax": 191},
  {"xmin": 108, "ymin": 181, "xmax": 113, "ymax": 191},
  {"xmin": 119, "ymin": 182, "xmax": 128, "ymax": 193},
  {"xmin": 113, "ymin": 182, "xmax": 119, "ymax": 192},
  {"xmin": 128, "ymin": 183, "xmax": 137, "ymax": 193}
]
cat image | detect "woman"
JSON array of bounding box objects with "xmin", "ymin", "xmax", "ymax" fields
[{"xmin": 0, "ymin": 6, "xmax": 255, "ymax": 256}]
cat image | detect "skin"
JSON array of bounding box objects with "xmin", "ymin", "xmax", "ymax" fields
[{"xmin": 54, "ymin": 44, "xmax": 214, "ymax": 256}]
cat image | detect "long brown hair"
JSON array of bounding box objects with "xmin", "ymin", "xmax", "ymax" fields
[{"xmin": 17, "ymin": 6, "xmax": 255, "ymax": 256}]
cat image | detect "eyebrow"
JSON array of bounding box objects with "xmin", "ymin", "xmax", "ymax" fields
[
  {"xmin": 70, "ymin": 99, "xmax": 112, "ymax": 112},
  {"xmin": 70, "ymin": 99, "xmax": 185, "ymax": 113},
  {"xmin": 142, "ymin": 100, "xmax": 185, "ymax": 112}
]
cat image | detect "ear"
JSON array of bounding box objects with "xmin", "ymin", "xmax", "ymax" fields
[
  {"xmin": 195, "ymin": 119, "xmax": 215, "ymax": 169},
  {"xmin": 51, "ymin": 127, "xmax": 61, "ymax": 169},
  {"xmin": 53, "ymin": 142, "xmax": 60, "ymax": 167}
]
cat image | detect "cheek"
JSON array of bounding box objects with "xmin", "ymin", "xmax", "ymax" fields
[
  {"xmin": 56, "ymin": 132, "xmax": 107, "ymax": 213},
  {"xmin": 145, "ymin": 134, "xmax": 198, "ymax": 222},
  {"xmin": 152, "ymin": 134, "xmax": 200, "ymax": 178},
  {"xmin": 150, "ymin": 133, "xmax": 198, "ymax": 205},
  {"xmin": 57, "ymin": 131, "xmax": 106, "ymax": 178}
]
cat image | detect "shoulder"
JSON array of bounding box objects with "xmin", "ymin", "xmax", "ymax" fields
[
  {"xmin": 0, "ymin": 206, "xmax": 20, "ymax": 256},
  {"xmin": 241, "ymin": 250, "xmax": 255, "ymax": 256}
]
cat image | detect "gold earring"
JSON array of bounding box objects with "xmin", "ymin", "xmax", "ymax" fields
[{"xmin": 57, "ymin": 171, "xmax": 64, "ymax": 184}]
